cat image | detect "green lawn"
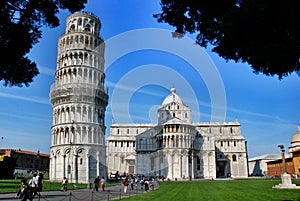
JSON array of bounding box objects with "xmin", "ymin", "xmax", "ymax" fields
[
  {"xmin": 0, "ymin": 180, "xmax": 87, "ymax": 194},
  {"xmin": 2, "ymin": 179, "xmax": 300, "ymax": 200},
  {"xmin": 122, "ymin": 180, "xmax": 300, "ymax": 201}
]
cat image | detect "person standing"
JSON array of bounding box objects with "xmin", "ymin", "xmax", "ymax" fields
[
  {"xmin": 36, "ymin": 173, "xmax": 44, "ymax": 197},
  {"xmin": 100, "ymin": 177, "xmax": 105, "ymax": 192},
  {"xmin": 144, "ymin": 178, "xmax": 149, "ymax": 192},
  {"xmin": 130, "ymin": 178, "xmax": 135, "ymax": 190},
  {"xmin": 61, "ymin": 177, "xmax": 68, "ymax": 191}
]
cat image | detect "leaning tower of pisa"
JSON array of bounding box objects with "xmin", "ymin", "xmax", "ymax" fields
[{"xmin": 49, "ymin": 12, "xmax": 108, "ymax": 184}]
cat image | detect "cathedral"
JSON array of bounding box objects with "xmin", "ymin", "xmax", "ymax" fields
[
  {"xmin": 49, "ymin": 12, "xmax": 248, "ymax": 183},
  {"xmin": 106, "ymin": 87, "xmax": 249, "ymax": 179}
]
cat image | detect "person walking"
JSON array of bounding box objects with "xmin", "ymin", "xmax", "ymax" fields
[
  {"xmin": 123, "ymin": 178, "xmax": 129, "ymax": 193},
  {"xmin": 93, "ymin": 176, "xmax": 100, "ymax": 192},
  {"xmin": 16, "ymin": 179, "xmax": 32, "ymax": 201},
  {"xmin": 61, "ymin": 177, "xmax": 68, "ymax": 191},
  {"xmin": 29, "ymin": 173, "xmax": 38, "ymax": 199}
]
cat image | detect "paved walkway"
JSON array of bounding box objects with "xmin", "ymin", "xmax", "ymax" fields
[{"xmin": 0, "ymin": 184, "xmax": 157, "ymax": 201}]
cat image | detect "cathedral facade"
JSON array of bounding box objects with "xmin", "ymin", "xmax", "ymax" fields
[
  {"xmin": 107, "ymin": 88, "xmax": 248, "ymax": 179},
  {"xmin": 49, "ymin": 12, "xmax": 108, "ymax": 183}
]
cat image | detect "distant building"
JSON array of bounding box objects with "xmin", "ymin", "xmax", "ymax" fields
[
  {"xmin": 0, "ymin": 149, "xmax": 49, "ymax": 179},
  {"xmin": 248, "ymin": 154, "xmax": 282, "ymax": 176},
  {"xmin": 289, "ymin": 126, "xmax": 300, "ymax": 175},
  {"xmin": 265, "ymin": 126, "xmax": 300, "ymax": 178},
  {"xmin": 267, "ymin": 157, "xmax": 294, "ymax": 178},
  {"xmin": 107, "ymin": 87, "xmax": 249, "ymax": 180}
]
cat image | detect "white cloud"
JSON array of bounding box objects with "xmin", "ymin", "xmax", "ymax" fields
[
  {"xmin": 0, "ymin": 112, "xmax": 51, "ymax": 122},
  {"xmin": 0, "ymin": 92, "xmax": 50, "ymax": 105},
  {"xmin": 38, "ymin": 65, "xmax": 55, "ymax": 76}
]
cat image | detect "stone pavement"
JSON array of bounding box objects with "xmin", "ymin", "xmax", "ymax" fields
[{"xmin": 0, "ymin": 184, "xmax": 157, "ymax": 201}]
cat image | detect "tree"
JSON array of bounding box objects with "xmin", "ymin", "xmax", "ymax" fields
[
  {"xmin": 154, "ymin": 0, "xmax": 300, "ymax": 79},
  {"xmin": 0, "ymin": 0, "xmax": 87, "ymax": 87}
]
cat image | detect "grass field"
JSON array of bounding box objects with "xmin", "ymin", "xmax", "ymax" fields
[
  {"xmin": 0, "ymin": 180, "xmax": 87, "ymax": 194},
  {"xmin": 122, "ymin": 179, "xmax": 300, "ymax": 201},
  {"xmin": 2, "ymin": 179, "xmax": 300, "ymax": 200}
]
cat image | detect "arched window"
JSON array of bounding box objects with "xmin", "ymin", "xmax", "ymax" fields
[
  {"xmin": 84, "ymin": 24, "xmax": 91, "ymax": 32},
  {"xmin": 70, "ymin": 24, "xmax": 75, "ymax": 31},
  {"xmin": 68, "ymin": 165, "xmax": 71, "ymax": 174},
  {"xmin": 232, "ymin": 155, "xmax": 237, "ymax": 162}
]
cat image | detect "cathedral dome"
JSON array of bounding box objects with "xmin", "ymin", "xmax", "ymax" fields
[
  {"xmin": 291, "ymin": 126, "xmax": 300, "ymax": 143},
  {"xmin": 162, "ymin": 87, "xmax": 184, "ymax": 105}
]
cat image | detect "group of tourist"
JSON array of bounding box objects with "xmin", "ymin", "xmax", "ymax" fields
[
  {"xmin": 93, "ymin": 176, "xmax": 106, "ymax": 192},
  {"xmin": 123, "ymin": 176, "xmax": 154, "ymax": 193},
  {"xmin": 16, "ymin": 173, "xmax": 44, "ymax": 201}
]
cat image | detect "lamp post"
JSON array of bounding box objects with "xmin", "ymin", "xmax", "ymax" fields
[
  {"xmin": 36, "ymin": 150, "xmax": 40, "ymax": 172},
  {"xmin": 278, "ymin": 145, "xmax": 286, "ymax": 174}
]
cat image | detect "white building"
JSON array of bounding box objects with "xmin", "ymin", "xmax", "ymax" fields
[
  {"xmin": 248, "ymin": 154, "xmax": 283, "ymax": 176},
  {"xmin": 49, "ymin": 12, "xmax": 108, "ymax": 183},
  {"xmin": 107, "ymin": 87, "xmax": 248, "ymax": 179}
]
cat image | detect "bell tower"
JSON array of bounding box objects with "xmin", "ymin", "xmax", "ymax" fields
[{"xmin": 49, "ymin": 12, "xmax": 108, "ymax": 183}]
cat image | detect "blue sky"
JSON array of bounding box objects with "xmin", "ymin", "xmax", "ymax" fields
[{"xmin": 0, "ymin": 0, "xmax": 299, "ymax": 158}]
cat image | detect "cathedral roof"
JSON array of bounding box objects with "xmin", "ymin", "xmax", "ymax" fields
[
  {"xmin": 162, "ymin": 117, "xmax": 190, "ymax": 125},
  {"xmin": 162, "ymin": 87, "xmax": 184, "ymax": 106}
]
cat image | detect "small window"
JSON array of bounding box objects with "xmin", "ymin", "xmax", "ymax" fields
[
  {"xmin": 115, "ymin": 141, "xmax": 117, "ymax": 147},
  {"xmin": 121, "ymin": 142, "xmax": 123, "ymax": 147},
  {"xmin": 197, "ymin": 157, "xmax": 201, "ymax": 170},
  {"xmin": 80, "ymin": 158, "xmax": 83, "ymax": 165},
  {"xmin": 117, "ymin": 129, "xmax": 120, "ymax": 134},
  {"xmin": 127, "ymin": 142, "xmax": 129, "ymax": 147},
  {"xmin": 234, "ymin": 141, "xmax": 236, "ymax": 146},
  {"xmin": 233, "ymin": 155, "xmax": 237, "ymax": 162},
  {"xmin": 127, "ymin": 129, "xmax": 129, "ymax": 134},
  {"xmin": 227, "ymin": 141, "xmax": 230, "ymax": 146},
  {"xmin": 221, "ymin": 141, "xmax": 223, "ymax": 147},
  {"xmin": 173, "ymin": 113, "xmax": 175, "ymax": 117}
]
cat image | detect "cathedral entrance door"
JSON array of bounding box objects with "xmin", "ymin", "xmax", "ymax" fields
[
  {"xmin": 129, "ymin": 166, "xmax": 134, "ymax": 174},
  {"xmin": 216, "ymin": 161, "xmax": 227, "ymax": 178}
]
